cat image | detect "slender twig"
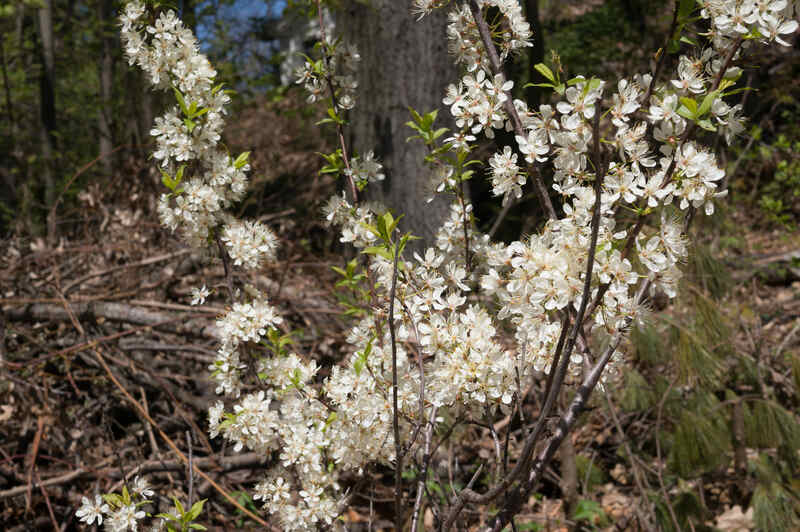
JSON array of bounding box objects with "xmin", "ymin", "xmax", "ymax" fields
[
  {"xmin": 411, "ymin": 406, "xmax": 438, "ymax": 532},
  {"xmin": 488, "ymin": 280, "xmax": 651, "ymax": 531},
  {"xmin": 442, "ymin": 464, "xmax": 485, "ymax": 530},
  {"xmin": 388, "ymin": 244, "xmax": 403, "ymax": 530},
  {"xmin": 35, "ymin": 472, "xmax": 58, "ymax": 530},
  {"xmin": 314, "ymin": 0, "xmax": 358, "ymax": 204},
  {"xmin": 186, "ymin": 430, "xmax": 193, "ymax": 508},
  {"xmin": 655, "ymin": 380, "xmax": 682, "ymax": 532},
  {"xmin": 604, "ymin": 393, "xmax": 657, "ymax": 531},
  {"xmin": 468, "ymin": 0, "xmax": 557, "ymax": 221},
  {"xmin": 215, "ymin": 235, "xmax": 235, "ymax": 303},
  {"xmin": 642, "ymin": 0, "xmax": 681, "ymax": 106}
]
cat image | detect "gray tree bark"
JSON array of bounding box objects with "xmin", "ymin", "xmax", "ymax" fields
[
  {"xmin": 337, "ymin": 1, "xmax": 456, "ymax": 248},
  {"xmin": 36, "ymin": 0, "xmax": 56, "ymax": 209},
  {"xmin": 97, "ymin": 0, "xmax": 115, "ymax": 178},
  {"xmin": 37, "ymin": 0, "xmax": 57, "ymax": 241}
]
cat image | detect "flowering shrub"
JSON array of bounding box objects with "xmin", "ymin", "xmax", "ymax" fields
[{"xmin": 77, "ymin": 0, "xmax": 800, "ymax": 530}]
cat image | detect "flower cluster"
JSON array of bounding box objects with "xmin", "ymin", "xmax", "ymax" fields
[
  {"xmin": 444, "ymin": 68, "xmax": 514, "ymax": 138},
  {"xmin": 701, "ymin": 0, "xmax": 798, "ymax": 47},
  {"xmin": 75, "ymin": 477, "xmax": 152, "ymax": 531},
  {"xmin": 445, "ymin": 0, "xmax": 532, "ymax": 71},
  {"xmin": 345, "ymin": 150, "xmax": 386, "ymax": 189},
  {"xmin": 121, "ymin": 1, "xmax": 278, "ymax": 256},
  {"xmin": 295, "ymin": 38, "xmax": 361, "ymax": 110}
]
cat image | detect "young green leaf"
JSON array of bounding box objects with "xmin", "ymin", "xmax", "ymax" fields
[{"xmin": 534, "ymin": 63, "xmax": 556, "ymax": 83}]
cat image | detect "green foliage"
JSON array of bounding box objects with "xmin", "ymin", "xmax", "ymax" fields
[
  {"xmin": 540, "ymin": 0, "xmax": 651, "ymax": 79},
  {"xmin": 230, "ymin": 490, "xmax": 258, "ymax": 528},
  {"xmin": 332, "ymin": 259, "xmax": 370, "ymax": 317},
  {"xmin": 156, "ymin": 497, "xmax": 208, "ymax": 531},
  {"xmin": 406, "ymin": 108, "xmax": 448, "ymax": 147},
  {"xmin": 618, "ymin": 369, "xmax": 658, "ymax": 412},
  {"xmin": 654, "ymin": 489, "xmax": 715, "ymax": 532},
  {"xmin": 526, "ymin": 62, "xmax": 602, "ymax": 97},
  {"xmin": 668, "ymin": 393, "xmax": 731, "ymax": 476},
  {"xmin": 752, "ymin": 480, "xmax": 800, "ymax": 532},
  {"xmin": 688, "ymin": 244, "xmax": 732, "ymax": 299},
  {"xmin": 572, "ymin": 499, "xmax": 609, "ymax": 528},
  {"xmin": 757, "ymin": 138, "xmax": 800, "ymax": 229},
  {"xmin": 575, "ymin": 454, "xmax": 607, "ymax": 493},
  {"xmin": 744, "ymin": 401, "xmax": 800, "ymax": 461},
  {"xmin": 732, "ymin": 100, "xmax": 800, "ymax": 229}
]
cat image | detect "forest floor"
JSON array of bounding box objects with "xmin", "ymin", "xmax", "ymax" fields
[{"xmin": 1, "ymin": 97, "xmax": 799, "ymax": 531}]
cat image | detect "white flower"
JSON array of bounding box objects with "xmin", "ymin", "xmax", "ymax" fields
[
  {"xmin": 190, "ymin": 285, "xmax": 210, "ymax": 305},
  {"xmin": 131, "ymin": 476, "xmax": 154, "ymax": 499},
  {"xmin": 76, "ymin": 495, "xmax": 108, "ymax": 525},
  {"xmin": 221, "ymin": 220, "xmax": 279, "ymax": 270},
  {"xmin": 107, "ymin": 503, "xmax": 146, "ymax": 531}
]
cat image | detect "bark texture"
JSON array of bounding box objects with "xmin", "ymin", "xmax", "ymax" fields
[{"xmin": 337, "ymin": 1, "xmax": 456, "ymax": 247}]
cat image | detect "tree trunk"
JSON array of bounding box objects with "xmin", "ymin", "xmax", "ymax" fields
[
  {"xmin": 97, "ymin": 0, "xmax": 115, "ymax": 178},
  {"xmin": 337, "ymin": 1, "xmax": 455, "ymax": 248},
  {"xmin": 0, "ymin": 35, "xmax": 18, "ymax": 208},
  {"xmin": 36, "ymin": 0, "xmax": 57, "ymax": 238}
]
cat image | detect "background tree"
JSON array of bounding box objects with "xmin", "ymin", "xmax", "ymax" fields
[{"xmin": 337, "ymin": 0, "xmax": 456, "ymax": 246}]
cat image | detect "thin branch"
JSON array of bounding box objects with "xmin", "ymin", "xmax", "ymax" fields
[
  {"xmin": 388, "ymin": 244, "xmax": 403, "ymax": 530},
  {"xmin": 315, "ymin": 0, "xmax": 358, "ymax": 204},
  {"xmin": 215, "ymin": 235, "xmax": 236, "ymax": 303},
  {"xmin": 468, "ymin": 0, "xmax": 557, "ymax": 221},
  {"xmin": 642, "ymin": 0, "xmax": 681, "ymax": 106},
  {"xmin": 411, "ymin": 407, "xmax": 438, "ymax": 532},
  {"xmin": 489, "ymin": 280, "xmax": 651, "ymax": 531}
]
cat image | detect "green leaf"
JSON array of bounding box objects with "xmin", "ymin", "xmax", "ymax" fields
[
  {"xmin": 188, "ymin": 525, "xmax": 207, "ymax": 530},
  {"xmin": 173, "ymin": 86, "xmax": 189, "ymax": 116},
  {"xmin": 233, "ymin": 151, "xmax": 251, "ymax": 169},
  {"xmin": 385, "ymin": 212, "xmax": 402, "ymax": 238},
  {"xmin": 173, "ymin": 496, "xmax": 185, "ymax": 516},
  {"xmin": 697, "ymin": 118, "xmax": 716, "ymax": 131},
  {"xmin": 679, "ymin": 97, "xmax": 698, "ymax": 115},
  {"xmin": 103, "ymin": 493, "xmax": 124, "ymax": 508},
  {"xmin": 533, "ymin": 63, "xmax": 556, "ymax": 83},
  {"xmin": 523, "ymin": 82, "xmax": 556, "ymax": 89},
  {"xmin": 161, "ymin": 168, "xmax": 177, "ymax": 192},
  {"xmin": 376, "ymin": 212, "xmax": 388, "ymax": 242},
  {"xmin": 697, "ymin": 90, "xmax": 719, "ymax": 117},
  {"xmin": 362, "ymin": 246, "xmax": 393, "ymax": 261},
  {"xmin": 186, "ymin": 499, "xmax": 206, "ymax": 521},
  {"xmin": 678, "ymin": 0, "xmax": 696, "ymax": 19},
  {"xmin": 408, "ymin": 107, "xmax": 423, "ymax": 125},
  {"xmin": 192, "ymin": 107, "xmax": 210, "ymax": 119},
  {"xmin": 677, "ymin": 105, "xmax": 695, "ymax": 121}
]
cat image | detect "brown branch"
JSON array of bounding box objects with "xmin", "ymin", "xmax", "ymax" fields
[
  {"xmin": 388, "ymin": 244, "xmax": 403, "ymax": 530},
  {"xmin": 468, "ymin": 0, "xmax": 557, "ymax": 221},
  {"xmin": 315, "ymin": 0, "xmax": 358, "ymax": 204}
]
